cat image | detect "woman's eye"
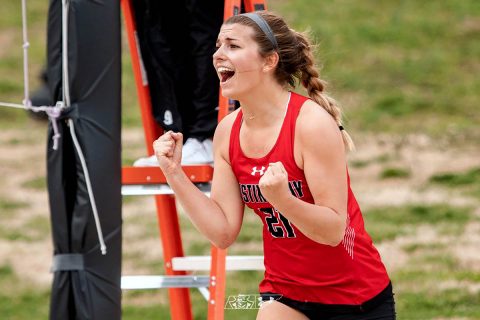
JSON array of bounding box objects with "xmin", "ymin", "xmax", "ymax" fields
[{"xmin": 214, "ymin": 44, "xmax": 239, "ymax": 50}]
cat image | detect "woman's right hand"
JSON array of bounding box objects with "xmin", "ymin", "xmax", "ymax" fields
[{"xmin": 153, "ymin": 131, "xmax": 184, "ymax": 175}]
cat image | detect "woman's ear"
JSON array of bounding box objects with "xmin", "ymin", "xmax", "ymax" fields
[{"xmin": 263, "ymin": 52, "xmax": 279, "ymax": 72}]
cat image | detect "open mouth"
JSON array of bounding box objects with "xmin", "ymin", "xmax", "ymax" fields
[{"xmin": 217, "ymin": 66, "xmax": 235, "ymax": 83}]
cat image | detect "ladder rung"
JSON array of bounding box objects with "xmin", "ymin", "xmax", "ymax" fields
[
  {"xmin": 172, "ymin": 255, "xmax": 264, "ymax": 271},
  {"xmin": 122, "ymin": 182, "xmax": 211, "ymax": 196},
  {"xmin": 122, "ymin": 165, "xmax": 213, "ymax": 184},
  {"xmin": 121, "ymin": 275, "xmax": 210, "ymax": 290}
]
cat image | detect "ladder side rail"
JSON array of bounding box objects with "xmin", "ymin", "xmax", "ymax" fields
[
  {"xmin": 207, "ymin": 246, "xmax": 227, "ymax": 319},
  {"xmin": 121, "ymin": 1, "xmax": 193, "ymax": 319},
  {"xmin": 154, "ymin": 195, "xmax": 193, "ymax": 320},
  {"xmin": 243, "ymin": 0, "xmax": 267, "ymax": 12}
]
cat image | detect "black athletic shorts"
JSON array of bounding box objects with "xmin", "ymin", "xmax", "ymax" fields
[{"xmin": 260, "ymin": 282, "xmax": 396, "ymax": 320}]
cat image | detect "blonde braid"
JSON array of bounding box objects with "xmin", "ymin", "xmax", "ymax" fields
[{"xmin": 296, "ymin": 31, "xmax": 355, "ymax": 151}]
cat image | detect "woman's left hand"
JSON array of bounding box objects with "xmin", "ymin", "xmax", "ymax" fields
[{"xmin": 258, "ymin": 162, "xmax": 291, "ymax": 204}]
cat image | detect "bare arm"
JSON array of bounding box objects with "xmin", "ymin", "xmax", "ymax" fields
[
  {"xmin": 154, "ymin": 113, "xmax": 245, "ymax": 249},
  {"xmin": 258, "ymin": 101, "xmax": 347, "ymax": 246}
]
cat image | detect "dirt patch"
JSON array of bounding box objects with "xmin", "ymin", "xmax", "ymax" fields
[
  {"xmin": 348, "ymin": 133, "xmax": 480, "ymax": 208},
  {"xmin": 0, "ymin": 239, "xmax": 53, "ymax": 286},
  {"xmin": 0, "ymin": 30, "xmax": 16, "ymax": 58},
  {"xmin": 450, "ymin": 221, "xmax": 480, "ymax": 271}
]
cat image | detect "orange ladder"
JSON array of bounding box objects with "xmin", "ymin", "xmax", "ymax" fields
[{"xmin": 120, "ymin": 0, "xmax": 267, "ymax": 319}]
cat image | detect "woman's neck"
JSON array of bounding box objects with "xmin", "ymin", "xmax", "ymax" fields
[{"xmin": 239, "ymin": 85, "xmax": 290, "ymax": 127}]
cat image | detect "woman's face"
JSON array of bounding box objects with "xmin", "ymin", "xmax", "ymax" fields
[{"xmin": 213, "ymin": 23, "xmax": 266, "ymax": 100}]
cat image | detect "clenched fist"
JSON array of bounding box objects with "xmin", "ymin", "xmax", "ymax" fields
[
  {"xmin": 153, "ymin": 131, "xmax": 183, "ymax": 175},
  {"xmin": 258, "ymin": 162, "xmax": 290, "ymax": 204}
]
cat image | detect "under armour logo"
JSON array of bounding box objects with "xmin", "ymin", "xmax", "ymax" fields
[{"xmin": 251, "ymin": 166, "xmax": 266, "ymax": 176}]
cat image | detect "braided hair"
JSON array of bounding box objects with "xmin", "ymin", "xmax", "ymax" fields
[{"xmin": 225, "ymin": 11, "xmax": 355, "ymax": 150}]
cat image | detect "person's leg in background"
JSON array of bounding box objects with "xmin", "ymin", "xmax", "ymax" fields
[
  {"xmin": 181, "ymin": 0, "xmax": 224, "ymax": 163},
  {"xmin": 133, "ymin": 0, "xmax": 219, "ymax": 165},
  {"xmin": 132, "ymin": 0, "xmax": 190, "ymax": 134}
]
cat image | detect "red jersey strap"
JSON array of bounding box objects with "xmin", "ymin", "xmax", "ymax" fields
[
  {"xmin": 285, "ymin": 93, "xmax": 309, "ymax": 158},
  {"xmin": 228, "ymin": 92, "xmax": 310, "ymax": 167},
  {"xmin": 228, "ymin": 109, "xmax": 243, "ymax": 166}
]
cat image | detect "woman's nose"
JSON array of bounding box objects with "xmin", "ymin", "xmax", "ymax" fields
[{"xmin": 213, "ymin": 46, "xmax": 224, "ymax": 61}]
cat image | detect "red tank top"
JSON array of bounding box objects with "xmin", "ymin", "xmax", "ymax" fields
[{"xmin": 229, "ymin": 92, "xmax": 390, "ymax": 304}]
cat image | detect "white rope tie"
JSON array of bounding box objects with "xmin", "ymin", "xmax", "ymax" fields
[
  {"xmin": 0, "ymin": 101, "xmax": 63, "ymax": 150},
  {"xmin": 46, "ymin": 102, "xmax": 63, "ymax": 150},
  {"xmin": 68, "ymin": 119, "xmax": 107, "ymax": 255}
]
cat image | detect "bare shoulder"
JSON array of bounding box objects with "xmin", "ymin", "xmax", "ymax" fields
[
  {"xmin": 213, "ymin": 108, "xmax": 240, "ymax": 145},
  {"xmin": 213, "ymin": 109, "xmax": 241, "ymax": 162},
  {"xmin": 296, "ymin": 99, "xmax": 344, "ymax": 150},
  {"xmin": 214, "ymin": 109, "xmax": 240, "ymax": 137}
]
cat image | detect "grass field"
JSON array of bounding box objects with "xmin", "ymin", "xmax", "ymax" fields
[{"xmin": 0, "ymin": 0, "xmax": 479, "ymax": 319}]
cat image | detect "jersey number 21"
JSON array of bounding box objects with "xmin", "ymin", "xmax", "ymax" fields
[{"xmin": 260, "ymin": 208, "xmax": 296, "ymax": 238}]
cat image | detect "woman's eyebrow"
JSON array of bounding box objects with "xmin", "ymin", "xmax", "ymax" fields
[{"xmin": 216, "ymin": 36, "xmax": 240, "ymax": 45}]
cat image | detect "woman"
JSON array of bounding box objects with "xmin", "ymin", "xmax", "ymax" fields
[{"xmin": 153, "ymin": 11, "xmax": 396, "ymax": 320}]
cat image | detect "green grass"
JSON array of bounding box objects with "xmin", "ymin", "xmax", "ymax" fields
[
  {"xmin": 380, "ymin": 167, "xmax": 411, "ymax": 179},
  {"xmin": 0, "ymin": 264, "xmax": 50, "ymax": 319},
  {"xmin": 393, "ymin": 266, "xmax": 480, "ymax": 316},
  {"xmin": 0, "ymin": 264, "xmax": 14, "ymax": 277},
  {"xmin": 22, "ymin": 176, "xmax": 46, "ymax": 190},
  {"xmin": 23, "ymin": 215, "xmax": 51, "ymax": 240},
  {"xmin": 0, "ymin": 226, "xmax": 33, "ymax": 241},
  {"xmin": 349, "ymin": 153, "xmax": 392, "ymax": 169},
  {"xmin": 430, "ymin": 167, "xmax": 480, "ymax": 198},
  {"xmin": 276, "ymin": 0, "xmax": 480, "ymax": 138},
  {"xmin": 430, "ymin": 167, "xmax": 480, "ymax": 186},
  {"xmin": 364, "ymin": 204, "xmax": 472, "ymax": 242},
  {"xmin": 396, "ymin": 289, "xmax": 480, "ymax": 320},
  {"xmin": 402, "ymin": 242, "xmax": 447, "ymax": 254},
  {"xmin": 0, "ymin": 291, "xmax": 50, "ymax": 319},
  {"xmin": 0, "ymin": 0, "xmax": 47, "ymax": 128},
  {"xmin": 0, "ymin": 197, "xmax": 29, "ymax": 212},
  {"xmin": 391, "ymin": 244, "xmax": 480, "ymax": 319}
]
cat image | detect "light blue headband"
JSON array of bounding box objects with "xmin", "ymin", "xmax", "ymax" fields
[{"xmin": 241, "ymin": 12, "xmax": 278, "ymax": 50}]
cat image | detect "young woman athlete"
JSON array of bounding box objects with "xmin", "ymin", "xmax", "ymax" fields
[{"xmin": 153, "ymin": 10, "xmax": 396, "ymax": 320}]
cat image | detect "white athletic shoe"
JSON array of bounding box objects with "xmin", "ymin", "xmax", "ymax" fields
[
  {"xmin": 132, "ymin": 138, "xmax": 213, "ymax": 166},
  {"xmin": 202, "ymin": 138, "xmax": 214, "ymax": 164},
  {"xmin": 132, "ymin": 154, "xmax": 158, "ymax": 167},
  {"xmin": 181, "ymin": 138, "xmax": 213, "ymax": 165}
]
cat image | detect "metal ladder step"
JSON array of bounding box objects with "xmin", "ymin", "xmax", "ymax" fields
[
  {"xmin": 121, "ymin": 275, "xmax": 210, "ymax": 290},
  {"xmin": 122, "ymin": 182, "xmax": 211, "ymax": 196},
  {"xmin": 172, "ymin": 255, "xmax": 264, "ymax": 271}
]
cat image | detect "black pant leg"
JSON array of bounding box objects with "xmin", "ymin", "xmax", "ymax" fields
[
  {"xmin": 183, "ymin": 0, "xmax": 224, "ymax": 140},
  {"xmin": 135, "ymin": 0, "xmax": 193, "ymax": 133}
]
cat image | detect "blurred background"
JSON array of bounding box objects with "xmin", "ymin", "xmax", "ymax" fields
[{"xmin": 0, "ymin": 0, "xmax": 479, "ymax": 319}]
